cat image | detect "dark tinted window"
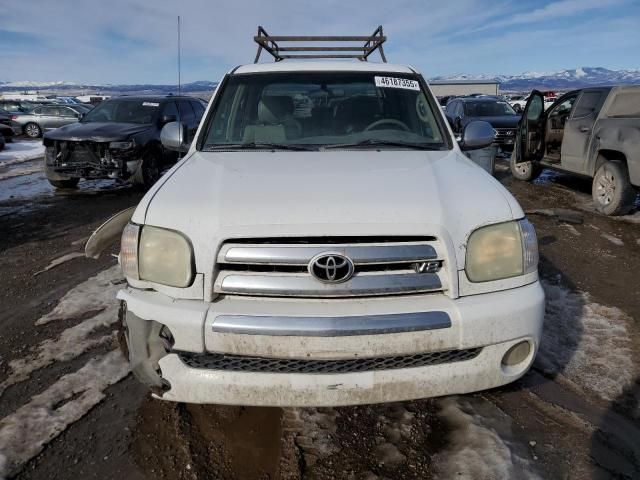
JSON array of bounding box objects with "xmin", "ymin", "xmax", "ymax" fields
[
  {"xmin": 1, "ymin": 102, "xmax": 23, "ymax": 112},
  {"xmin": 41, "ymin": 106, "xmax": 60, "ymax": 116},
  {"xmin": 59, "ymin": 107, "xmax": 77, "ymax": 117},
  {"xmin": 178, "ymin": 100, "xmax": 195, "ymax": 123},
  {"xmin": 573, "ymin": 92, "xmax": 602, "ymax": 118},
  {"xmin": 162, "ymin": 101, "xmax": 179, "ymax": 118},
  {"xmin": 191, "ymin": 100, "xmax": 205, "ymax": 118},
  {"xmin": 464, "ymin": 100, "xmax": 516, "ymax": 116},
  {"xmin": 82, "ymin": 99, "xmax": 160, "ymax": 124}
]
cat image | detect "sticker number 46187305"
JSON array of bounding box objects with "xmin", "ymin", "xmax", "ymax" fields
[{"xmin": 374, "ymin": 76, "xmax": 420, "ymax": 91}]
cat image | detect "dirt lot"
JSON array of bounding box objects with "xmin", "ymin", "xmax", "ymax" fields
[{"xmin": 0, "ymin": 147, "xmax": 639, "ymax": 479}]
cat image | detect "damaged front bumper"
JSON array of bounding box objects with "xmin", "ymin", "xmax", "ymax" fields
[
  {"xmin": 44, "ymin": 139, "xmax": 141, "ymax": 180},
  {"xmin": 117, "ymin": 281, "xmax": 545, "ymax": 407}
]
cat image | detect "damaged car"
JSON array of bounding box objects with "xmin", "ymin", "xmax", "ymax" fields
[
  {"xmin": 511, "ymin": 86, "xmax": 640, "ymax": 215},
  {"xmin": 42, "ymin": 95, "xmax": 205, "ymax": 189}
]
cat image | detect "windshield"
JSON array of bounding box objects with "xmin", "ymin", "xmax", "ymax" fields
[
  {"xmin": 465, "ymin": 100, "xmax": 517, "ymax": 117},
  {"xmin": 202, "ymin": 72, "xmax": 447, "ymax": 150},
  {"xmin": 81, "ymin": 99, "xmax": 160, "ymax": 124}
]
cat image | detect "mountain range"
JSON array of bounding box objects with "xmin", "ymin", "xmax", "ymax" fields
[
  {"xmin": 430, "ymin": 67, "xmax": 640, "ymax": 91},
  {"xmin": 1, "ymin": 67, "xmax": 639, "ymax": 94}
]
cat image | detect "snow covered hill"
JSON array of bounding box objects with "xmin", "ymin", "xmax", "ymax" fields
[
  {"xmin": 1, "ymin": 67, "xmax": 639, "ymax": 94},
  {"xmin": 430, "ymin": 67, "xmax": 640, "ymax": 91}
]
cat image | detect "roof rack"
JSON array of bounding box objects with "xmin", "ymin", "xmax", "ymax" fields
[{"xmin": 253, "ymin": 26, "xmax": 387, "ymax": 63}]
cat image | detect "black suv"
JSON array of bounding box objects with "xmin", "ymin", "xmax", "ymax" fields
[
  {"xmin": 445, "ymin": 97, "xmax": 520, "ymax": 152},
  {"xmin": 42, "ymin": 95, "xmax": 206, "ymax": 189}
]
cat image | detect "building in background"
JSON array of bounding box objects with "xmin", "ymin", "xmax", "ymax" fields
[{"xmin": 429, "ymin": 79, "xmax": 500, "ymax": 97}]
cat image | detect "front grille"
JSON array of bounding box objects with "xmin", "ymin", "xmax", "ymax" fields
[
  {"xmin": 494, "ymin": 128, "xmax": 516, "ymax": 142},
  {"xmin": 214, "ymin": 237, "xmax": 446, "ymax": 298},
  {"xmin": 178, "ymin": 348, "xmax": 482, "ymax": 374}
]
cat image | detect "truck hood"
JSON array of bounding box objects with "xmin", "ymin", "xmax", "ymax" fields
[
  {"xmin": 43, "ymin": 121, "xmax": 151, "ymax": 142},
  {"xmin": 137, "ymin": 150, "xmax": 522, "ymax": 271},
  {"xmin": 468, "ymin": 115, "xmax": 520, "ymax": 129}
]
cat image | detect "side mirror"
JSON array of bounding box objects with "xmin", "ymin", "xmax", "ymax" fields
[
  {"xmin": 459, "ymin": 120, "xmax": 495, "ymax": 151},
  {"xmin": 160, "ymin": 121, "xmax": 190, "ymax": 153},
  {"xmin": 160, "ymin": 114, "xmax": 177, "ymax": 125}
]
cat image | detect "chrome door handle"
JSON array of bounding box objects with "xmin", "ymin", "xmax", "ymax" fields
[{"xmin": 579, "ymin": 126, "xmax": 590, "ymax": 133}]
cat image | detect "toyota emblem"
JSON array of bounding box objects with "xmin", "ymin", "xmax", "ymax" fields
[{"xmin": 309, "ymin": 253, "xmax": 354, "ymax": 284}]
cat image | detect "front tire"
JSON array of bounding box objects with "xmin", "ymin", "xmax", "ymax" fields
[
  {"xmin": 592, "ymin": 161, "xmax": 636, "ymax": 216},
  {"xmin": 510, "ymin": 150, "xmax": 542, "ymax": 181},
  {"xmin": 131, "ymin": 149, "xmax": 162, "ymax": 190},
  {"xmin": 24, "ymin": 123, "xmax": 42, "ymax": 138}
]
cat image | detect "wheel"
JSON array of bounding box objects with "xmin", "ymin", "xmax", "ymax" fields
[
  {"xmin": 45, "ymin": 162, "xmax": 80, "ymax": 188},
  {"xmin": 510, "ymin": 149, "xmax": 542, "ymax": 181},
  {"xmin": 131, "ymin": 149, "xmax": 162, "ymax": 190},
  {"xmin": 24, "ymin": 122, "xmax": 42, "ymax": 138},
  {"xmin": 592, "ymin": 161, "xmax": 636, "ymax": 216}
]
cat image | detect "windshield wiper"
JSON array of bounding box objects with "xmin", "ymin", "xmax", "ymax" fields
[
  {"xmin": 321, "ymin": 139, "xmax": 440, "ymax": 150},
  {"xmin": 203, "ymin": 142, "xmax": 317, "ymax": 151}
]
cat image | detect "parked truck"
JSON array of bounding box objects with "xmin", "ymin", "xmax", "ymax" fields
[
  {"xmin": 511, "ymin": 86, "xmax": 640, "ymax": 215},
  {"xmin": 90, "ymin": 27, "xmax": 544, "ymax": 407}
]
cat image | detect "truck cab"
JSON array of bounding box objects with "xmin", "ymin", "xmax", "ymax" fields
[{"xmin": 512, "ymin": 86, "xmax": 640, "ymax": 215}]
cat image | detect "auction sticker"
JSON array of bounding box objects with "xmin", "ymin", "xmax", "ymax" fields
[{"xmin": 375, "ymin": 76, "xmax": 420, "ymax": 91}]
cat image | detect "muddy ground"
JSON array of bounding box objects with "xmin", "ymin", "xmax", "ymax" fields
[{"xmin": 0, "ymin": 143, "xmax": 639, "ymax": 479}]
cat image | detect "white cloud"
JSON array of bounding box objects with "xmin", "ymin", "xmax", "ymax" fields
[{"xmin": 0, "ymin": 0, "xmax": 637, "ymax": 83}]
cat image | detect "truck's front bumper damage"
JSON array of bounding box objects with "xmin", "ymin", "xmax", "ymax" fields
[{"xmin": 118, "ymin": 281, "xmax": 545, "ymax": 406}]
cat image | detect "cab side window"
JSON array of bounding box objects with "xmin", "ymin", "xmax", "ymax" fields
[{"xmin": 572, "ymin": 92, "xmax": 602, "ymax": 118}]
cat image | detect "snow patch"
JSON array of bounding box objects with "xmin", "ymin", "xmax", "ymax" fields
[
  {"xmin": 0, "ymin": 141, "xmax": 45, "ymax": 167},
  {"xmin": 0, "ymin": 164, "xmax": 42, "ymax": 180},
  {"xmin": 434, "ymin": 397, "xmax": 538, "ymax": 479},
  {"xmin": 36, "ymin": 265, "xmax": 122, "ymax": 325},
  {"xmin": 0, "ymin": 310, "xmax": 117, "ymax": 396},
  {"xmin": 0, "ymin": 351, "xmax": 129, "ymax": 478},
  {"xmin": 538, "ymin": 281, "xmax": 635, "ymax": 401},
  {"xmin": 601, "ymin": 233, "xmax": 624, "ymax": 246},
  {"xmin": 34, "ymin": 252, "xmax": 85, "ymax": 276},
  {"xmin": 1, "ymin": 264, "xmax": 123, "ymax": 395}
]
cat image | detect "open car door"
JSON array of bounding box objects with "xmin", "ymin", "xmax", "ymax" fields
[{"xmin": 514, "ymin": 90, "xmax": 545, "ymax": 164}]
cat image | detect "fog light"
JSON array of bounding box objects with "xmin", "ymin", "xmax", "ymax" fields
[{"xmin": 502, "ymin": 341, "xmax": 531, "ymax": 366}]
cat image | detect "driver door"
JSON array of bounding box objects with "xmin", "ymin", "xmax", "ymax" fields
[{"xmin": 514, "ymin": 90, "xmax": 545, "ymax": 164}]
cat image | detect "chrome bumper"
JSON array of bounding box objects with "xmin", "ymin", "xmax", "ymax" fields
[{"xmin": 211, "ymin": 311, "xmax": 451, "ymax": 336}]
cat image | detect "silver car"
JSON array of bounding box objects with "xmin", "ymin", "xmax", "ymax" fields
[{"xmin": 14, "ymin": 105, "xmax": 90, "ymax": 138}]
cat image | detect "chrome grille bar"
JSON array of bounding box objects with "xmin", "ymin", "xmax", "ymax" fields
[
  {"xmin": 220, "ymin": 244, "xmax": 437, "ymax": 266},
  {"xmin": 216, "ymin": 271, "xmax": 442, "ymax": 297}
]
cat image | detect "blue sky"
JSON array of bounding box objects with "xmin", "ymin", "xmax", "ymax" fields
[{"xmin": 1, "ymin": 0, "xmax": 639, "ymax": 84}]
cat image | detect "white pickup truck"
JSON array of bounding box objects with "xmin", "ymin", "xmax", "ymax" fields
[{"xmin": 100, "ymin": 31, "xmax": 544, "ymax": 407}]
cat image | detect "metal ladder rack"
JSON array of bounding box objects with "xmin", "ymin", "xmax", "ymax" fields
[{"xmin": 253, "ymin": 26, "xmax": 387, "ymax": 63}]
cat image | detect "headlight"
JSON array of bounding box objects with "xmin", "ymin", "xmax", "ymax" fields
[
  {"xmin": 120, "ymin": 223, "xmax": 194, "ymax": 287},
  {"xmin": 465, "ymin": 219, "xmax": 538, "ymax": 282},
  {"xmin": 109, "ymin": 141, "xmax": 135, "ymax": 149}
]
